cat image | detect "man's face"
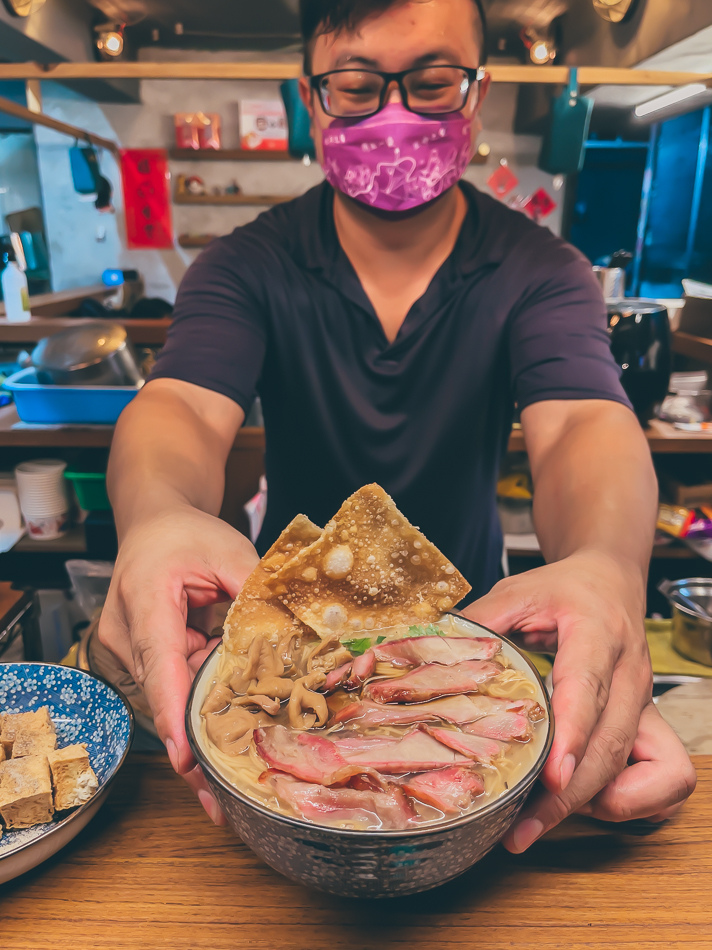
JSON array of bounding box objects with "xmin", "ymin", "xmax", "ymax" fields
[{"xmin": 299, "ymin": 0, "xmax": 490, "ymax": 164}]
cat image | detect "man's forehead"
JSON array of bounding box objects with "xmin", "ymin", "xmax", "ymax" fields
[{"xmin": 309, "ymin": 0, "xmax": 481, "ymax": 72}]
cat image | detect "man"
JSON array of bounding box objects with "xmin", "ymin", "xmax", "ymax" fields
[{"xmin": 100, "ymin": 0, "xmax": 695, "ymax": 851}]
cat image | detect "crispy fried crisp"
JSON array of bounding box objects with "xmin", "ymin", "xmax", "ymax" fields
[
  {"xmin": 265, "ymin": 485, "xmax": 471, "ymax": 637},
  {"xmin": 223, "ymin": 514, "xmax": 322, "ymax": 653}
]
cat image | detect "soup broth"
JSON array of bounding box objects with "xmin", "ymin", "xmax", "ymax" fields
[{"xmin": 197, "ymin": 616, "xmax": 549, "ymax": 832}]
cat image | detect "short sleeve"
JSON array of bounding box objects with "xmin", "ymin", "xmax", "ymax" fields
[
  {"xmin": 150, "ymin": 236, "xmax": 267, "ymax": 413},
  {"xmin": 508, "ymin": 252, "xmax": 632, "ymax": 412}
]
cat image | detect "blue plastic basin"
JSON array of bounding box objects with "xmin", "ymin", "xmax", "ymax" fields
[{"xmin": 2, "ymin": 367, "xmax": 142, "ymax": 425}]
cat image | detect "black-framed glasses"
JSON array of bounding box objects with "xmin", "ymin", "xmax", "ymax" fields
[{"xmin": 309, "ymin": 65, "xmax": 486, "ymax": 119}]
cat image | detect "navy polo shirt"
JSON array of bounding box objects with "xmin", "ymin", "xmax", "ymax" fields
[{"xmin": 151, "ymin": 181, "xmax": 630, "ymax": 601}]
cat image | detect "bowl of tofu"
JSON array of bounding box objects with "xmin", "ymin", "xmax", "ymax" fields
[{"xmin": 0, "ymin": 662, "xmax": 134, "ymax": 884}]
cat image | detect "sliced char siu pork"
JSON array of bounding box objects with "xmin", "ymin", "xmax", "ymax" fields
[
  {"xmin": 400, "ymin": 766, "xmax": 485, "ymax": 815},
  {"xmin": 332, "ymin": 694, "xmax": 544, "ymax": 728},
  {"xmin": 365, "ymin": 659, "xmax": 503, "ymax": 703},
  {"xmin": 370, "ymin": 635, "xmax": 501, "ymax": 667},
  {"xmin": 267, "ymin": 773, "xmax": 416, "ymax": 831},
  {"xmin": 333, "ymin": 728, "xmax": 470, "ymax": 773}
]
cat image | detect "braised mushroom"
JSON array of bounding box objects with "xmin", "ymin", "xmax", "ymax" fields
[
  {"xmin": 200, "ymin": 682, "xmax": 235, "ymax": 715},
  {"xmin": 247, "ymin": 675, "xmax": 294, "ymax": 701},
  {"xmin": 204, "ymin": 705, "xmax": 269, "ymax": 755},
  {"xmin": 233, "ymin": 693, "xmax": 281, "ymax": 716},
  {"xmin": 288, "ymin": 671, "xmax": 329, "ymax": 730}
]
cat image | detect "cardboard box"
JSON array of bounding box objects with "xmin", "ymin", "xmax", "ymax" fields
[
  {"xmin": 239, "ymin": 99, "xmax": 288, "ymax": 151},
  {"xmin": 678, "ymin": 296, "xmax": 712, "ymax": 338}
]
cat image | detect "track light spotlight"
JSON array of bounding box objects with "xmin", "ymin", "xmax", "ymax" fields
[
  {"xmin": 96, "ymin": 24, "xmax": 124, "ymax": 58},
  {"xmin": 520, "ymin": 27, "xmax": 556, "ymax": 65}
]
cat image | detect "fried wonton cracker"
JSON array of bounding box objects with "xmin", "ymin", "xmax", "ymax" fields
[
  {"xmin": 223, "ymin": 514, "xmax": 322, "ymax": 653},
  {"xmin": 265, "ymin": 484, "xmax": 471, "ymax": 637}
]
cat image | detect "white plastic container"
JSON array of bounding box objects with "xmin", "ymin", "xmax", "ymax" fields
[
  {"xmin": 1, "ymin": 256, "xmax": 31, "ymax": 323},
  {"xmin": 14, "ymin": 459, "xmax": 70, "ymax": 540}
]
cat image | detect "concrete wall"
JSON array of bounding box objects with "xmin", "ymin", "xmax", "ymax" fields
[
  {"xmin": 33, "ymin": 50, "xmax": 563, "ymax": 299},
  {"xmin": 0, "ymin": 133, "xmax": 43, "ymax": 222}
]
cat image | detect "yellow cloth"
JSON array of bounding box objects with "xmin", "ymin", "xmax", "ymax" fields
[
  {"xmin": 522, "ymin": 621, "xmax": 712, "ymax": 682},
  {"xmin": 523, "ymin": 651, "xmax": 553, "ymax": 679},
  {"xmin": 645, "ymin": 618, "xmax": 712, "ymax": 678}
]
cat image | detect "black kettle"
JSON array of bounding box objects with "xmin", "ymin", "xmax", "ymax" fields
[{"xmin": 607, "ymin": 299, "xmax": 671, "ymax": 423}]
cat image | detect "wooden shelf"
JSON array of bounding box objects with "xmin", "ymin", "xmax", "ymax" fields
[
  {"xmin": 0, "ymin": 285, "xmax": 113, "ymax": 319},
  {"xmin": 175, "ymin": 192, "xmax": 292, "ymax": 207},
  {"xmin": 508, "ymin": 419, "xmax": 712, "ymax": 454},
  {"xmin": 0, "ymin": 316, "xmax": 171, "ymax": 346},
  {"xmin": 0, "ymin": 405, "xmax": 266, "ymax": 450},
  {"xmin": 1, "ymin": 62, "xmax": 709, "ymax": 86},
  {"xmin": 170, "ymin": 148, "xmax": 298, "ymax": 162},
  {"xmin": 672, "ymin": 331, "xmax": 712, "ymax": 363},
  {"xmin": 178, "ymin": 235, "xmax": 216, "ymax": 249},
  {"xmin": 12, "ymin": 525, "xmax": 86, "ymax": 554},
  {"xmin": 507, "ymin": 540, "xmax": 698, "ymax": 560}
]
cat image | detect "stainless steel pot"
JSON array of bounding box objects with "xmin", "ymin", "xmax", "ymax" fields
[
  {"xmin": 658, "ymin": 578, "xmax": 712, "ymax": 667},
  {"xmin": 31, "ymin": 322, "xmax": 143, "ymax": 387}
]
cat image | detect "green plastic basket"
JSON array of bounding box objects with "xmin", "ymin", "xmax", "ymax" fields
[{"xmin": 64, "ymin": 471, "xmax": 111, "ymax": 511}]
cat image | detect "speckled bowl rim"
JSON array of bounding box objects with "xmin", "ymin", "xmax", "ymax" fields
[
  {"xmin": 186, "ymin": 615, "xmax": 554, "ymax": 839},
  {"xmin": 0, "ymin": 662, "xmax": 135, "ymax": 863}
]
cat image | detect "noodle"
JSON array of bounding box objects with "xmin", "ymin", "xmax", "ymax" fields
[{"xmin": 199, "ymin": 618, "xmax": 548, "ymax": 829}]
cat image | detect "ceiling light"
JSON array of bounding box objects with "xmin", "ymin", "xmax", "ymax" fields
[
  {"xmin": 634, "ymin": 83, "xmax": 707, "ymax": 118},
  {"xmin": 96, "ymin": 24, "xmax": 125, "ymax": 58},
  {"xmin": 520, "ymin": 28, "xmax": 556, "ymax": 65}
]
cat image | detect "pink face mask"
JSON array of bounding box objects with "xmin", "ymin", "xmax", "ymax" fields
[{"xmin": 321, "ymin": 102, "xmax": 473, "ymax": 213}]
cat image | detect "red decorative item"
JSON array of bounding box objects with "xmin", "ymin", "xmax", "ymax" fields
[
  {"xmin": 522, "ymin": 187, "xmax": 557, "ymax": 222},
  {"xmin": 121, "ymin": 149, "xmax": 174, "ymax": 249},
  {"xmin": 487, "ymin": 162, "xmax": 519, "ymax": 197}
]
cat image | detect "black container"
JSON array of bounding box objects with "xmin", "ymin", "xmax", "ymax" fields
[{"xmin": 607, "ymin": 299, "xmax": 671, "ymax": 422}]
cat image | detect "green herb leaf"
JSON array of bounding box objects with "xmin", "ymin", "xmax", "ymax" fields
[
  {"xmin": 407, "ymin": 624, "xmax": 445, "ymax": 638},
  {"xmin": 375, "ymin": 635, "xmax": 386, "ymax": 644},
  {"xmin": 342, "ymin": 637, "xmax": 373, "ymax": 656}
]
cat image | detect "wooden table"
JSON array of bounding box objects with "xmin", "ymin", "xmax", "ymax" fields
[{"xmin": 1, "ymin": 754, "xmax": 710, "ymax": 948}]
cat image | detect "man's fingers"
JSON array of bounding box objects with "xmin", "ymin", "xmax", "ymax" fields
[
  {"xmin": 543, "ymin": 622, "xmax": 618, "ymax": 793},
  {"xmin": 188, "ymin": 638, "xmax": 221, "ymax": 675},
  {"xmin": 505, "ymin": 669, "xmax": 642, "ymax": 852},
  {"xmin": 582, "ymin": 704, "xmax": 696, "ymax": 823},
  {"xmin": 126, "ymin": 595, "xmax": 197, "ymax": 775},
  {"xmin": 181, "ymin": 763, "xmax": 227, "ymax": 826},
  {"xmin": 460, "ymin": 577, "xmax": 552, "ymax": 637}
]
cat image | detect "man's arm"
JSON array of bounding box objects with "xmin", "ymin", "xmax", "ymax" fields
[
  {"xmin": 99, "ymin": 378, "xmax": 259, "ymax": 822},
  {"xmin": 463, "ymin": 398, "xmax": 696, "ymax": 849}
]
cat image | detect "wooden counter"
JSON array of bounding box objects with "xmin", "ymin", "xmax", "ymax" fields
[
  {"xmin": 1, "ymin": 753, "xmax": 710, "ymax": 949},
  {"xmin": 0, "ymin": 285, "xmax": 113, "ymax": 319}
]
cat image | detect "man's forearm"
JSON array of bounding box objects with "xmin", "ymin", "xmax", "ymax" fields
[
  {"xmin": 108, "ymin": 383, "xmax": 237, "ymax": 541},
  {"xmin": 523, "ymin": 401, "xmax": 657, "ymax": 586}
]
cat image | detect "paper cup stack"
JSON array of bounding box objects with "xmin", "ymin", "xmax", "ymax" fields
[{"xmin": 15, "ymin": 459, "xmax": 70, "ymax": 540}]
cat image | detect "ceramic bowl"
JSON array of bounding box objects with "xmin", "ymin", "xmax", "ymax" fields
[
  {"xmin": 0, "ymin": 663, "xmax": 134, "ymax": 885},
  {"xmin": 186, "ymin": 616, "xmax": 553, "ymax": 898}
]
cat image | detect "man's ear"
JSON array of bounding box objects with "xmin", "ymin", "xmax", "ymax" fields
[
  {"xmin": 475, "ymin": 71, "xmax": 491, "ymax": 112},
  {"xmin": 298, "ymin": 77, "xmax": 314, "ymax": 119}
]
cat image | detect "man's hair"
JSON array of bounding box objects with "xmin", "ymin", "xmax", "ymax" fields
[{"xmin": 300, "ymin": 0, "xmax": 488, "ymax": 74}]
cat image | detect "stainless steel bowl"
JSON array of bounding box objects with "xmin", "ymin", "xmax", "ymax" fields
[
  {"xmin": 31, "ymin": 322, "xmax": 143, "ymax": 387},
  {"xmin": 659, "ymin": 578, "xmax": 712, "ymax": 667},
  {"xmin": 186, "ymin": 616, "xmax": 553, "ymax": 898}
]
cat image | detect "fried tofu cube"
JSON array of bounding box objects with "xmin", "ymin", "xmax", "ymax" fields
[
  {"xmin": 0, "ymin": 741, "xmax": 5, "ymax": 764},
  {"xmin": 12, "ymin": 724, "xmax": 58, "ymax": 758},
  {"xmin": 48, "ymin": 744, "xmax": 99, "ymax": 810},
  {"xmin": 1, "ymin": 707, "xmax": 56, "ymax": 758},
  {"xmin": 0, "ymin": 755, "xmax": 54, "ymax": 829}
]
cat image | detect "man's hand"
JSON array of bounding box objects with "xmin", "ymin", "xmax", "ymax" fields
[
  {"xmin": 461, "ymin": 549, "xmax": 696, "ymax": 851},
  {"xmin": 98, "ymin": 506, "xmax": 258, "ymax": 823}
]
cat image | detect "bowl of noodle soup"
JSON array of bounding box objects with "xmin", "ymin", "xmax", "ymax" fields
[{"xmin": 186, "ymin": 613, "xmax": 553, "ymax": 898}]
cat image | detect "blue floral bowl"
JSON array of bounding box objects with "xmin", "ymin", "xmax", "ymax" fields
[
  {"xmin": 0, "ymin": 662, "xmax": 134, "ymax": 884},
  {"xmin": 187, "ymin": 616, "xmax": 553, "ymax": 898}
]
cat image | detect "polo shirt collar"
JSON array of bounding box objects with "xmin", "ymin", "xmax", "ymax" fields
[{"xmin": 293, "ymin": 180, "xmax": 507, "ymax": 278}]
